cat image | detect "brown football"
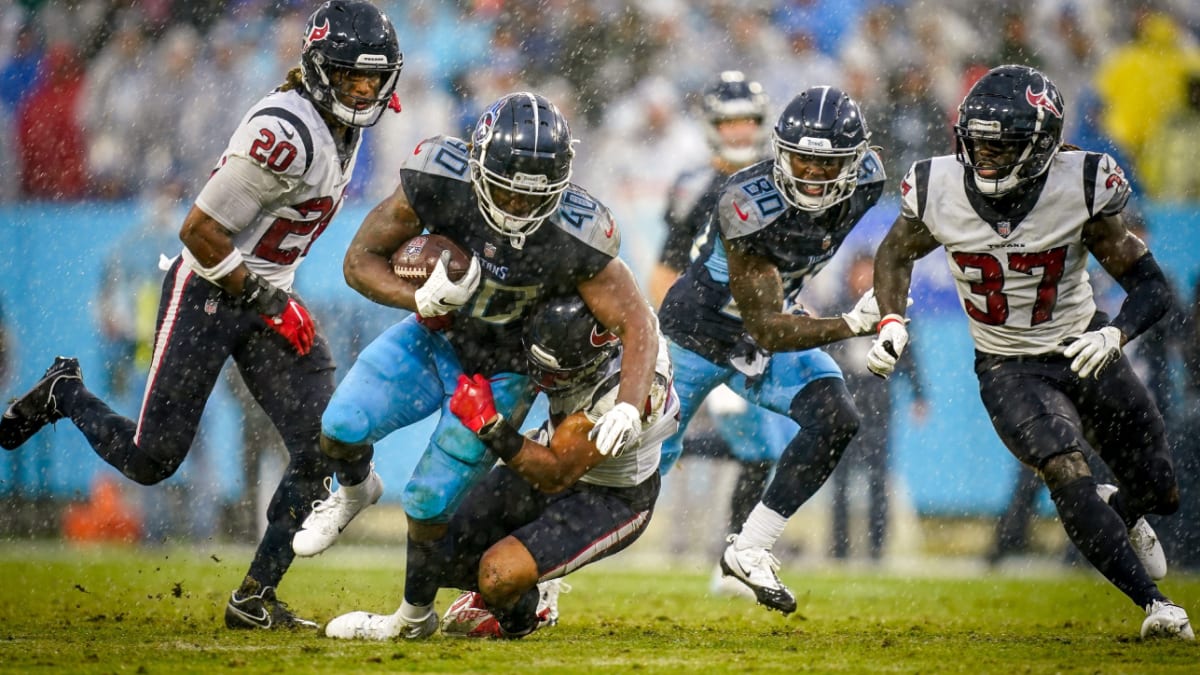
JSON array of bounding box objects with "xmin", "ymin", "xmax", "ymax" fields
[{"xmin": 391, "ymin": 234, "xmax": 471, "ymax": 283}]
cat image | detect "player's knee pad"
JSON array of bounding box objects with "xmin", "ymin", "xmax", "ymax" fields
[
  {"xmin": 401, "ymin": 444, "xmax": 491, "ymax": 522},
  {"xmin": 1039, "ymin": 449, "xmax": 1090, "ymax": 491},
  {"xmin": 321, "ymin": 397, "xmax": 373, "ymax": 446}
]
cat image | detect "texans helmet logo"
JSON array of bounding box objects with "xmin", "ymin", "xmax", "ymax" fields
[
  {"xmin": 1025, "ymin": 85, "xmax": 1062, "ymax": 119},
  {"xmin": 306, "ymin": 18, "xmax": 329, "ymax": 45},
  {"xmin": 589, "ymin": 325, "xmax": 619, "ymax": 348}
]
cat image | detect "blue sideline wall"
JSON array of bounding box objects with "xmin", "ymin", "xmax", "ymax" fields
[{"xmin": 1, "ymin": 199, "xmax": 1197, "ymax": 514}]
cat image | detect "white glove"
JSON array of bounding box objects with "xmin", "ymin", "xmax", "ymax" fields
[
  {"xmin": 1062, "ymin": 325, "xmax": 1123, "ymax": 379},
  {"xmin": 414, "ymin": 254, "xmax": 481, "ymax": 318},
  {"xmin": 866, "ymin": 314, "xmax": 909, "ymax": 379},
  {"xmin": 587, "ymin": 401, "xmax": 641, "ymax": 457},
  {"xmin": 841, "ymin": 289, "xmax": 881, "ymax": 336}
]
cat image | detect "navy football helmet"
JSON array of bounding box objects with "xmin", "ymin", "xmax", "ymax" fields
[
  {"xmin": 771, "ymin": 86, "xmax": 870, "ymax": 211},
  {"xmin": 301, "ymin": 0, "xmax": 403, "ymax": 128},
  {"xmin": 470, "ymin": 92, "xmax": 575, "ymax": 247},
  {"xmin": 701, "ymin": 71, "xmax": 769, "ymax": 166},
  {"xmin": 955, "ymin": 64, "xmax": 1064, "ymax": 196},
  {"xmin": 523, "ymin": 295, "xmax": 619, "ymax": 393}
]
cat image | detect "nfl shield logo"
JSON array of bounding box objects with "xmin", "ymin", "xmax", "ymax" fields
[
  {"xmin": 204, "ymin": 297, "xmax": 219, "ymax": 315},
  {"xmin": 821, "ymin": 234, "xmax": 832, "ymax": 250},
  {"xmin": 996, "ymin": 221, "xmax": 1011, "ymax": 237},
  {"xmin": 483, "ymin": 243, "xmax": 497, "ymax": 258}
]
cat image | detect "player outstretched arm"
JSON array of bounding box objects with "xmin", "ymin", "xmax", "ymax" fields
[
  {"xmin": 577, "ymin": 258, "xmax": 658, "ymax": 456},
  {"xmin": 342, "ymin": 179, "xmax": 428, "ymax": 309},
  {"xmin": 450, "ymin": 374, "xmax": 603, "ymax": 493},
  {"xmin": 727, "ymin": 245, "xmax": 882, "ymax": 352}
]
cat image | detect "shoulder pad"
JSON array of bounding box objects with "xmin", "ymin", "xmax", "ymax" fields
[
  {"xmin": 401, "ymin": 135, "xmax": 472, "ymax": 183},
  {"xmin": 1082, "ymin": 152, "xmax": 1131, "ymax": 218},
  {"xmin": 717, "ymin": 167, "xmax": 784, "ymax": 241},
  {"xmin": 238, "ymin": 105, "xmax": 315, "ymax": 177},
  {"xmin": 858, "ymin": 148, "xmax": 886, "ymax": 186},
  {"xmin": 899, "ymin": 158, "xmax": 933, "ymax": 221},
  {"xmin": 547, "ymin": 185, "xmax": 621, "ymax": 257}
]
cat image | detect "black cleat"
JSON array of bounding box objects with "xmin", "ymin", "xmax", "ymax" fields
[
  {"xmin": 0, "ymin": 357, "xmax": 82, "ymax": 450},
  {"xmin": 225, "ymin": 578, "xmax": 318, "ymax": 630}
]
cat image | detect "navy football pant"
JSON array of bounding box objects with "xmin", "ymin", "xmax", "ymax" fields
[{"xmin": 59, "ymin": 259, "xmax": 337, "ymax": 588}]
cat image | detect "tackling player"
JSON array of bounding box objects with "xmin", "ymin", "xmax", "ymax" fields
[
  {"xmin": 0, "ymin": 0, "xmax": 403, "ymax": 629},
  {"xmin": 323, "ymin": 294, "xmax": 678, "ymax": 639},
  {"xmin": 870, "ymin": 64, "xmax": 1192, "ymax": 640},
  {"xmin": 290, "ymin": 92, "xmax": 660, "ymax": 639},
  {"xmin": 657, "ymin": 85, "xmax": 889, "ymax": 614}
]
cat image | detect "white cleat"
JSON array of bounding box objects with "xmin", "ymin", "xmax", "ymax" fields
[
  {"xmin": 293, "ymin": 471, "xmax": 384, "ymax": 557},
  {"xmin": 536, "ymin": 579, "xmax": 570, "ymax": 626},
  {"xmin": 1097, "ymin": 483, "xmax": 1167, "ymax": 580},
  {"xmin": 1141, "ymin": 600, "xmax": 1194, "ymax": 640},
  {"xmin": 719, "ymin": 534, "xmax": 797, "ymax": 614},
  {"xmin": 324, "ymin": 607, "xmax": 437, "ymax": 640}
]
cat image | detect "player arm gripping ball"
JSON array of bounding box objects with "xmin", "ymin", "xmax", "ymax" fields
[{"xmin": 450, "ymin": 374, "xmax": 604, "ymax": 493}]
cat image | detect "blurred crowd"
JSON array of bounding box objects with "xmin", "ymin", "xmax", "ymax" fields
[{"xmin": 3, "ymin": 0, "xmax": 1200, "ymax": 218}]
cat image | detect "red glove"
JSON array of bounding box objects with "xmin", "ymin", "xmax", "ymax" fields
[
  {"xmin": 263, "ymin": 298, "xmax": 315, "ymax": 355},
  {"xmin": 450, "ymin": 373, "xmax": 498, "ymax": 434},
  {"xmin": 416, "ymin": 312, "xmax": 454, "ymax": 332}
]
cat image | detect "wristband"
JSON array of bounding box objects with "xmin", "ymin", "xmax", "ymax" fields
[
  {"xmin": 240, "ymin": 271, "xmax": 289, "ymax": 316},
  {"xmin": 192, "ymin": 248, "xmax": 245, "ymax": 282},
  {"xmin": 878, "ymin": 314, "xmax": 906, "ymax": 331},
  {"xmin": 477, "ymin": 414, "xmax": 525, "ymax": 462}
]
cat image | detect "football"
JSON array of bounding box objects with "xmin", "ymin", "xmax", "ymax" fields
[{"xmin": 391, "ymin": 234, "xmax": 471, "ymax": 283}]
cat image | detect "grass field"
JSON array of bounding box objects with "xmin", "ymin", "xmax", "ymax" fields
[{"xmin": 0, "ymin": 542, "xmax": 1195, "ymax": 674}]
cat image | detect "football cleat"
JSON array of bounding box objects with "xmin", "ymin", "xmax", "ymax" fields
[
  {"xmin": 719, "ymin": 534, "xmax": 797, "ymax": 614},
  {"xmin": 1141, "ymin": 600, "xmax": 1194, "ymax": 640},
  {"xmin": 441, "ymin": 591, "xmax": 504, "ymax": 639},
  {"xmin": 1097, "ymin": 483, "xmax": 1167, "ymax": 580},
  {"xmin": 225, "ymin": 580, "xmax": 318, "ymax": 630},
  {"xmin": 709, "ymin": 563, "xmax": 756, "ymax": 600},
  {"xmin": 0, "ymin": 357, "xmax": 82, "ymax": 450},
  {"xmin": 441, "ymin": 588, "xmax": 558, "ymax": 639},
  {"xmin": 324, "ymin": 607, "xmax": 438, "ymax": 640},
  {"xmin": 536, "ymin": 578, "xmax": 570, "ymax": 627},
  {"xmin": 293, "ymin": 470, "xmax": 384, "ymax": 557}
]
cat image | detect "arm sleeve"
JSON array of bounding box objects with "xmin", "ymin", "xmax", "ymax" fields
[{"xmin": 1110, "ymin": 252, "xmax": 1174, "ymax": 343}]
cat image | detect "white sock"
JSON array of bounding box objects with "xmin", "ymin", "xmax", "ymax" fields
[
  {"xmin": 399, "ymin": 601, "xmax": 433, "ymax": 622},
  {"xmin": 735, "ymin": 503, "xmax": 787, "ymax": 551}
]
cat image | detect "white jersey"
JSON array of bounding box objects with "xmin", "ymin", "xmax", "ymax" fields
[
  {"xmin": 543, "ymin": 335, "xmax": 678, "ymax": 488},
  {"xmin": 901, "ymin": 150, "xmax": 1130, "ymax": 356},
  {"xmin": 189, "ymin": 89, "xmax": 360, "ymax": 291}
]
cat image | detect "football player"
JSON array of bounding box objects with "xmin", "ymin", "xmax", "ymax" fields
[
  {"xmin": 323, "ymin": 294, "xmax": 678, "ymax": 639},
  {"xmin": 870, "ymin": 64, "xmax": 1192, "ymax": 640},
  {"xmin": 657, "ymin": 85, "xmax": 888, "ymax": 614},
  {"xmin": 291, "ymin": 92, "xmax": 660, "ymax": 639},
  {"xmin": 0, "ymin": 0, "xmax": 403, "ymax": 629},
  {"xmin": 652, "ymin": 71, "xmax": 797, "ymax": 597}
]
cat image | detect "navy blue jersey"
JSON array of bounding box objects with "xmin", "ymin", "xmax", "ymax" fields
[
  {"xmin": 400, "ymin": 136, "xmax": 620, "ymax": 374},
  {"xmin": 659, "ymin": 151, "xmax": 885, "ymax": 362},
  {"xmin": 659, "ymin": 165, "xmax": 728, "ymax": 273}
]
